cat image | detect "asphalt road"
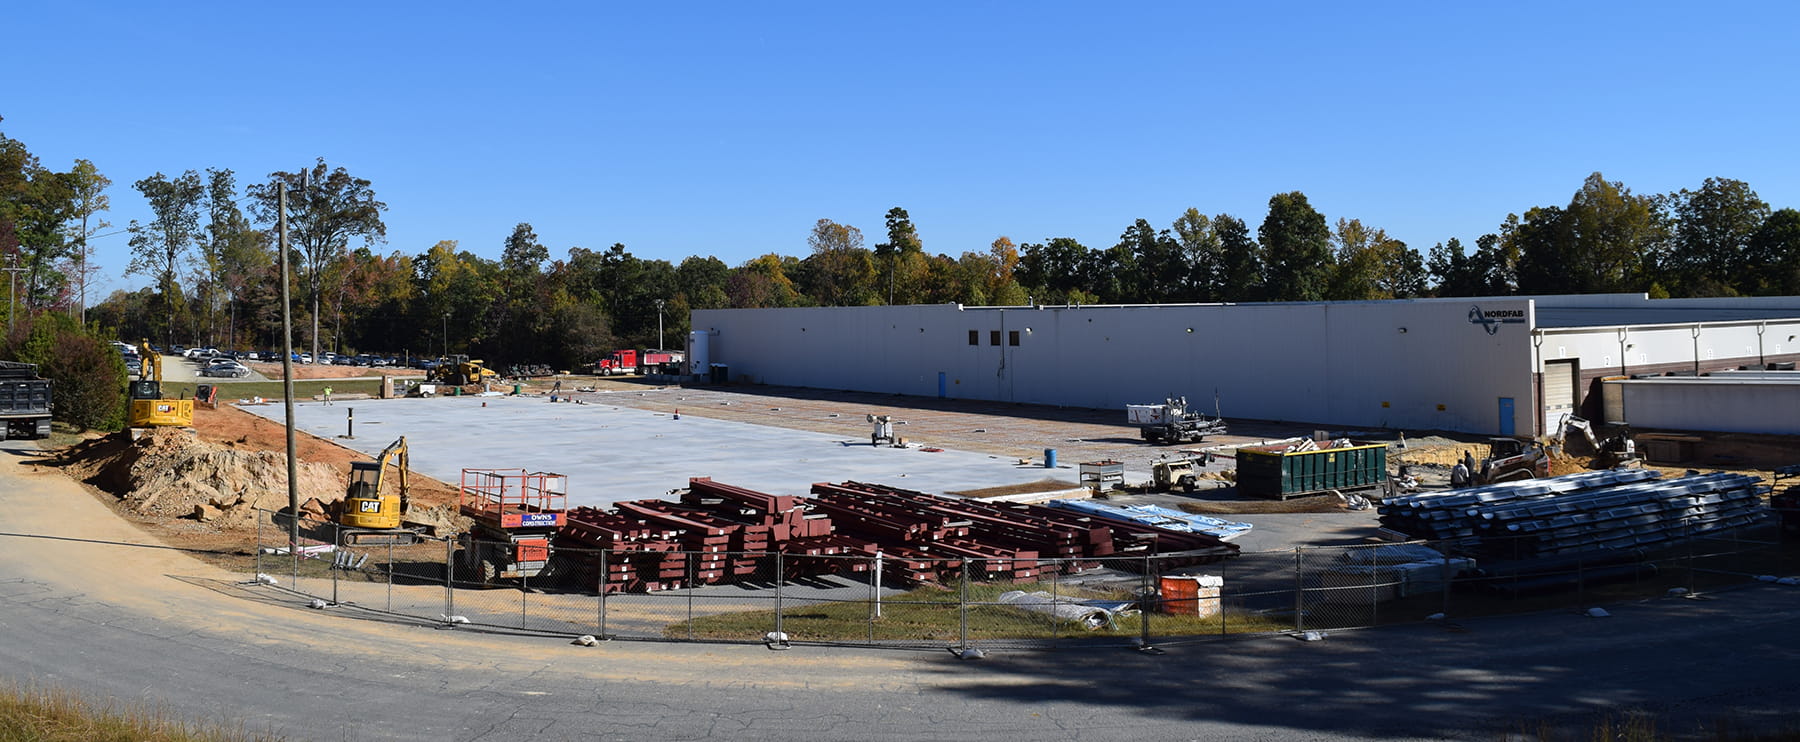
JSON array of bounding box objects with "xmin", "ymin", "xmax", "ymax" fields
[{"xmin": 4, "ymin": 442, "xmax": 1800, "ymax": 741}]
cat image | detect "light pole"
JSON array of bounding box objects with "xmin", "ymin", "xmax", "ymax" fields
[{"xmin": 655, "ymin": 298, "xmax": 666, "ymax": 350}]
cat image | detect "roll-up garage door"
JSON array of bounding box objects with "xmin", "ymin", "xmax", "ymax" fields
[{"xmin": 1541, "ymin": 359, "xmax": 1578, "ymax": 435}]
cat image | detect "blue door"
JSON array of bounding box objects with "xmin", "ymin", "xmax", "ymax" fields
[
  {"xmin": 938, "ymin": 372, "xmax": 947, "ymax": 398},
  {"xmin": 1498, "ymin": 397, "xmax": 1515, "ymax": 436}
]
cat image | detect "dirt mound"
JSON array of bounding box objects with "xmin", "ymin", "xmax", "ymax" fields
[{"xmin": 59, "ymin": 428, "xmax": 342, "ymax": 531}]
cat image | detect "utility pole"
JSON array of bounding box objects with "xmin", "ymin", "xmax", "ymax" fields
[
  {"xmin": 279, "ymin": 179, "xmax": 299, "ymax": 551},
  {"xmin": 442, "ymin": 313, "xmax": 448, "ymax": 357},
  {"xmin": 655, "ymin": 298, "xmax": 666, "ymax": 350},
  {"xmin": 3, "ymin": 254, "xmax": 26, "ymax": 334}
]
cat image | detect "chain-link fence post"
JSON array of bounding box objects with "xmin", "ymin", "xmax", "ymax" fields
[
  {"xmin": 598, "ymin": 549, "xmax": 609, "ymax": 638},
  {"xmin": 1049, "ymin": 558, "xmax": 1060, "ymax": 647},
  {"xmin": 1293, "ymin": 547, "xmax": 1304, "ymax": 633},
  {"xmin": 520, "ymin": 558, "xmax": 529, "ymax": 629},
  {"xmin": 386, "ymin": 541, "xmax": 394, "ymax": 613},
  {"xmin": 774, "ymin": 551, "xmax": 785, "ymax": 638},
  {"xmin": 958, "ymin": 560, "xmax": 970, "ymax": 653},
  {"xmin": 1360, "ymin": 543, "xmax": 1375, "ymax": 626},
  {"xmin": 330, "ymin": 521, "xmax": 340, "ymax": 605},
  {"xmin": 686, "ymin": 551, "xmax": 696, "ymax": 641},
  {"xmin": 255, "ymin": 510, "xmax": 264, "ymax": 582},
  {"xmin": 1140, "ymin": 555, "xmax": 1153, "ymax": 649},
  {"xmin": 868, "ymin": 551, "xmax": 880, "ymax": 644},
  {"xmin": 443, "ymin": 536, "xmax": 455, "ymax": 624}
]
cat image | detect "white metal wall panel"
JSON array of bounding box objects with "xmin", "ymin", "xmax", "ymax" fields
[
  {"xmin": 1601, "ymin": 378, "xmax": 1800, "ymax": 435},
  {"xmin": 693, "ymin": 298, "xmax": 1538, "ymax": 435}
]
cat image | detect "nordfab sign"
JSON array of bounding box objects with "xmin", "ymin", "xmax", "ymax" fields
[{"xmin": 1468, "ymin": 304, "xmax": 1527, "ymax": 335}]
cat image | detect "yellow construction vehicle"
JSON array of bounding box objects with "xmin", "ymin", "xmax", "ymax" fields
[
  {"xmin": 127, "ymin": 340, "xmax": 194, "ymax": 433},
  {"xmin": 431, "ymin": 354, "xmax": 498, "ymax": 386},
  {"xmin": 337, "ymin": 436, "xmax": 423, "ymax": 545}
]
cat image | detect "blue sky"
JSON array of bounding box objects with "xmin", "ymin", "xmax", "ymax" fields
[{"xmin": 6, "ymin": 2, "xmax": 1798, "ymax": 294}]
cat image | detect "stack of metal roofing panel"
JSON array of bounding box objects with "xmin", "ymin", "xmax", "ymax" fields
[
  {"xmin": 1476, "ymin": 472, "xmax": 1764, "ymax": 559},
  {"xmin": 1044, "ymin": 499, "xmax": 1254, "ymax": 541},
  {"xmin": 1378, "ymin": 469, "xmax": 1660, "ymax": 546},
  {"xmin": 1379, "ymin": 469, "xmax": 1766, "ymax": 560}
]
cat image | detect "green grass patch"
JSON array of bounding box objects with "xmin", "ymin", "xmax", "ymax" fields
[
  {"xmin": 668, "ymin": 579, "xmax": 1289, "ymax": 642},
  {"xmin": 0, "ymin": 679, "xmax": 282, "ymax": 741}
]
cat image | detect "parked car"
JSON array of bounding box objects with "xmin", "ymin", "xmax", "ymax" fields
[{"xmin": 201, "ymin": 360, "xmax": 251, "ymax": 378}]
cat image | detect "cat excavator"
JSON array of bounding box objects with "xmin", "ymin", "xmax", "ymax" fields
[
  {"xmin": 127, "ymin": 339, "xmax": 194, "ymax": 436},
  {"xmin": 336, "ymin": 436, "xmax": 425, "ymax": 545}
]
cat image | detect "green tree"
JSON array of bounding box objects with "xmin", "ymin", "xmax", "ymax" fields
[
  {"xmin": 1668, "ymin": 177, "xmax": 1769, "ymax": 296},
  {"xmin": 246, "ymin": 158, "xmax": 388, "ymax": 363},
  {"xmin": 726, "ymin": 254, "xmax": 803, "ymax": 308},
  {"xmin": 196, "ymin": 168, "xmax": 263, "ymax": 348},
  {"xmin": 1258, "ymin": 191, "xmax": 1333, "ymax": 302},
  {"xmin": 874, "ymin": 207, "xmax": 923, "ymax": 304},
  {"xmin": 1114, "ymin": 218, "xmax": 1178, "ymax": 302},
  {"xmin": 1017, "ymin": 237, "xmax": 1093, "ymax": 304},
  {"xmin": 1514, "ymin": 173, "xmax": 1664, "ymax": 294},
  {"xmin": 125, "ymin": 170, "xmax": 204, "ymax": 346},
  {"xmin": 0, "ymin": 123, "xmax": 74, "ymax": 314},
  {"xmin": 62, "ymin": 158, "xmax": 110, "ymax": 321},
  {"xmin": 0, "ymin": 312, "xmax": 126, "ymax": 431},
  {"xmin": 798, "ymin": 219, "xmax": 874, "ymax": 306},
  {"xmin": 1172, "ymin": 209, "xmax": 1223, "ymax": 300},
  {"xmin": 1213, "ymin": 214, "xmax": 1262, "ymax": 302},
  {"xmin": 675, "ymin": 256, "xmax": 731, "ymax": 310},
  {"xmin": 1753, "ymin": 208, "xmax": 1800, "ymax": 295}
]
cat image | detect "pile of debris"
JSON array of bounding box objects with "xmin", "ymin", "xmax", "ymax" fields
[
  {"xmin": 1379, "ymin": 469, "xmax": 1766, "ymax": 559},
  {"xmin": 60, "ymin": 428, "xmax": 341, "ymax": 529}
]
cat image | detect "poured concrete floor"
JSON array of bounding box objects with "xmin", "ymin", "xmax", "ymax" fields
[{"xmin": 245, "ymin": 393, "xmax": 1087, "ymax": 508}]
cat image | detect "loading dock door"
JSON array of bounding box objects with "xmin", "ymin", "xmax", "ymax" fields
[{"xmin": 1541, "ymin": 359, "xmax": 1578, "ymax": 435}]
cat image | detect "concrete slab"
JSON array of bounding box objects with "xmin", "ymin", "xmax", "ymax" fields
[{"xmin": 242, "ymin": 395, "xmax": 1082, "ymax": 508}]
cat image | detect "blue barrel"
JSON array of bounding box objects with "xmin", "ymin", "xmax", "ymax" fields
[{"xmin": 1044, "ymin": 448, "xmax": 1057, "ymax": 468}]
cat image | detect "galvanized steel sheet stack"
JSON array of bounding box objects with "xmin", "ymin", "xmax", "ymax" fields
[{"xmin": 1379, "ymin": 468, "xmax": 1765, "ymax": 558}]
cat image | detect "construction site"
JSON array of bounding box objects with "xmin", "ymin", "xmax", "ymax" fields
[{"xmin": 38, "ymin": 338, "xmax": 1800, "ymax": 648}]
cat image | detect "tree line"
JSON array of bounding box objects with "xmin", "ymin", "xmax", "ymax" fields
[{"xmin": 6, "ymin": 117, "xmax": 1800, "ymax": 373}]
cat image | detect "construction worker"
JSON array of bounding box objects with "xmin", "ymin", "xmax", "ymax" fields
[
  {"xmin": 1449, "ymin": 454, "xmax": 1471, "ymax": 488},
  {"xmin": 322, "ymin": 386, "xmax": 333, "ymax": 405}
]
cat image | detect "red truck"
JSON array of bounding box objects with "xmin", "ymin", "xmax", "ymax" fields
[{"xmin": 595, "ymin": 349, "xmax": 684, "ymax": 376}]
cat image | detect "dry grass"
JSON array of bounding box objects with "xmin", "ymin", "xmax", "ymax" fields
[{"xmin": 0, "ymin": 680, "xmax": 281, "ymax": 742}]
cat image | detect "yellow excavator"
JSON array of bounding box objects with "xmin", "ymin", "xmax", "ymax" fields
[
  {"xmin": 336, "ymin": 436, "xmax": 423, "ymax": 545},
  {"xmin": 127, "ymin": 340, "xmax": 194, "ymax": 434}
]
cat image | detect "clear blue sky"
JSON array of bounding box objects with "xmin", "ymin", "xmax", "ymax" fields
[{"xmin": 7, "ymin": 2, "xmax": 1798, "ymax": 294}]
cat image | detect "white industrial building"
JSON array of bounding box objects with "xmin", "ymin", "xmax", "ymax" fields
[{"xmin": 690, "ymin": 294, "xmax": 1800, "ymax": 437}]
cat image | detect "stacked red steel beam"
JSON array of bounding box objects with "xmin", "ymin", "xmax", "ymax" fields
[{"xmin": 555, "ymin": 478, "xmax": 873, "ymax": 592}]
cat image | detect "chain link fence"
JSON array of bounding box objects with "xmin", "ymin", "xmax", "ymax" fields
[{"xmin": 252, "ymin": 508, "xmax": 1795, "ymax": 649}]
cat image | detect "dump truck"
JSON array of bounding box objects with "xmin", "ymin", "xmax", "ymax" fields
[
  {"xmin": 0, "ymin": 360, "xmax": 52, "ymax": 440},
  {"xmin": 1127, "ymin": 396, "xmax": 1227, "ymax": 444},
  {"xmin": 595, "ymin": 348, "xmax": 685, "ymax": 376}
]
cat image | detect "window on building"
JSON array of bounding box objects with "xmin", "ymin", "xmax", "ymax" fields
[
  {"xmin": 989, "ymin": 330, "xmax": 1001, "ymax": 346},
  {"xmin": 1008, "ymin": 330, "xmax": 1020, "ymax": 346},
  {"xmin": 968, "ymin": 330, "xmax": 979, "ymax": 346}
]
